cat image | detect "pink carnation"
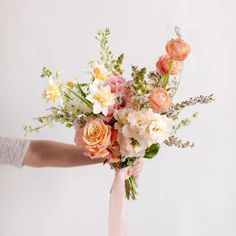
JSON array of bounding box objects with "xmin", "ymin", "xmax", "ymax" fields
[{"xmin": 104, "ymin": 75, "xmax": 126, "ymax": 95}]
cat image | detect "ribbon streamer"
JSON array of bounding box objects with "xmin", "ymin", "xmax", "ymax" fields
[{"xmin": 109, "ymin": 167, "xmax": 129, "ymax": 236}]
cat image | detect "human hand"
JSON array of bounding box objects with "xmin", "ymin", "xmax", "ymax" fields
[{"xmin": 127, "ymin": 158, "xmax": 144, "ymax": 178}]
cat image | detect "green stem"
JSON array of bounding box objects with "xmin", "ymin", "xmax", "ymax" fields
[
  {"xmin": 67, "ymin": 88, "xmax": 93, "ymax": 109},
  {"xmin": 162, "ymin": 58, "xmax": 174, "ymax": 88}
]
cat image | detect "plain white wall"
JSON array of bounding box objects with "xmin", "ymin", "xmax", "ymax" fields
[{"xmin": 0, "ymin": 0, "xmax": 235, "ymax": 235}]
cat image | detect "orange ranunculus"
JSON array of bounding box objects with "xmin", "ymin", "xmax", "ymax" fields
[
  {"xmin": 166, "ymin": 38, "xmax": 190, "ymax": 61},
  {"xmin": 156, "ymin": 54, "xmax": 182, "ymax": 75},
  {"xmin": 74, "ymin": 118, "xmax": 111, "ymax": 159},
  {"xmin": 149, "ymin": 87, "xmax": 172, "ymax": 113}
]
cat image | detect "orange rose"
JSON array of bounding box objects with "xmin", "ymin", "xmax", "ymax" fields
[
  {"xmin": 156, "ymin": 54, "xmax": 182, "ymax": 75},
  {"xmin": 107, "ymin": 129, "xmax": 121, "ymax": 163},
  {"xmin": 166, "ymin": 38, "xmax": 190, "ymax": 61},
  {"xmin": 74, "ymin": 118, "xmax": 111, "ymax": 159},
  {"xmin": 149, "ymin": 87, "xmax": 172, "ymax": 113}
]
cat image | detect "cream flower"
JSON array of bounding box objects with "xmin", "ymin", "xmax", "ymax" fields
[
  {"xmin": 117, "ymin": 133, "xmax": 147, "ymax": 158},
  {"xmin": 86, "ymin": 81, "xmax": 116, "ymax": 116},
  {"xmin": 92, "ymin": 62, "xmax": 109, "ymax": 82},
  {"xmin": 114, "ymin": 108, "xmax": 174, "ymax": 157},
  {"xmin": 43, "ymin": 84, "xmax": 60, "ymax": 102}
]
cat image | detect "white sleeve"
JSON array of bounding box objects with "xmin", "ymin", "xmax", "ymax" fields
[{"xmin": 0, "ymin": 136, "xmax": 30, "ymax": 168}]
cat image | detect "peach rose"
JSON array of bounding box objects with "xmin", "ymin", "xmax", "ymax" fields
[
  {"xmin": 149, "ymin": 87, "xmax": 172, "ymax": 113},
  {"xmin": 74, "ymin": 118, "xmax": 111, "ymax": 159},
  {"xmin": 156, "ymin": 54, "xmax": 182, "ymax": 75},
  {"xmin": 107, "ymin": 129, "xmax": 121, "ymax": 163},
  {"xmin": 166, "ymin": 38, "xmax": 190, "ymax": 61}
]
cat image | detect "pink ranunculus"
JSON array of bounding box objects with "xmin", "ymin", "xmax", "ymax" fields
[
  {"xmin": 104, "ymin": 75, "xmax": 126, "ymax": 95},
  {"xmin": 156, "ymin": 54, "xmax": 182, "ymax": 75},
  {"xmin": 166, "ymin": 38, "xmax": 191, "ymax": 61},
  {"xmin": 149, "ymin": 87, "xmax": 172, "ymax": 113}
]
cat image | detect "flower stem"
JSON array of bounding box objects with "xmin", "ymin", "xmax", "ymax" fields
[
  {"xmin": 162, "ymin": 58, "xmax": 174, "ymax": 88},
  {"xmin": 125, "ymin": 176, "xmax": 138, "ymax": 200}
]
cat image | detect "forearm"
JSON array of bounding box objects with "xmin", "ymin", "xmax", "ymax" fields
[{"xmin": 22, "ymin": 140, "xmax": 106, "ymax": 168}]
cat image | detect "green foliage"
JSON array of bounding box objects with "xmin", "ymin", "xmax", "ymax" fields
[
  {"xmin": 41, "ymin": 67, "xmax": 52, "ymax": 78},
  {"xmin": 144, "ymin": 143, "xmax": 160, "ymax": 159},
  {"xmin": 113, "ymin": 53, "xmax": 124, "ymax": 75},
  {"xmin": 120, "ymin": 157, "xmax": 136, "ymax": 168},
  {"xmin": 131, "ymin": 65, "xmax": 149, "ymax": 95},
  {"xmin": 173, "ymin": 112, "xmax": 198, "ymax": 134},
  {"xmin": 41, "ymin": 67, "xmax": 61, "ymax": 79},
  {"xmin": 95, "ymin": 28, "xmax": 124, "ymax": 75},
  {"xmin": 23, "ymin": 106, "xmax": 80, "ymax": 135}
]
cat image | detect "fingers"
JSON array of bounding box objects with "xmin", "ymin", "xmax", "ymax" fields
[{"xmin": 128, "ymin": 158, "xmax": 144, "ymax": 178}]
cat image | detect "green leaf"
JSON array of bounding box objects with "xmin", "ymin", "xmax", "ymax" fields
[{"xmin": 144, "ymin": 144, "xmax": 160, "ymax": 159}]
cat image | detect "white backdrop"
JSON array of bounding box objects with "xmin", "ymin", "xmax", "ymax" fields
[{"xmin": 0, "ymin": 0, "xmax": 235, "ymax": 235}]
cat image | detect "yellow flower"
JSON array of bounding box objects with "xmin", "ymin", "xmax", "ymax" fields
[
  {"xmin": 92, "ymin": 63, "xmax": 109, "ymax": 82},
  {"xmin": 94, "ymin": 67, "xmax": 107, "ymax": 81},
  {"xmin": 66, "ymin": 80, "xmax": 77, "ymax": 89},
  {"xmin": 43, "ymin": 84, "xmax": 60, "ymax": 102}
]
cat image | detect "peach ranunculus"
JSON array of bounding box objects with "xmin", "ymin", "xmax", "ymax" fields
[
  {"xmin": 74, "ymin": 117, "xmax": 111, "ymax": 159},
  {"xmin": 166, "ymin": 38, "xmax": 190, "ymax": 61},
  {"xmin": 149, "ymin": 87, "xmax": 172, "ymax": 113},
  {"xmin": 156, "ymin": 54, "xmax": 182, "ymax": 75}
]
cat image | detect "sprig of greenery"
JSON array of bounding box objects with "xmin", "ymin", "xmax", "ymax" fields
[
  {"xmin": 41, "ymin": 67, "xmax": 61, "ymax": 80},
  {"xmin": 164, "ymin": 136, "xmax": 194, "ymax": 148},
  {"xmin": 113, "ymin": 53, "xmax": 124, "ymax": 75},
  {"xmin": 166, "ymin": 94, "xmax": 215, "ymax": 120},
  {"xmin": 131, "ymin": 65, "xmax": 149, "ymax": 95},
  {"xmin": 96, "ymin": 28, "xmax": 114, "ymax": 72},
  {"xmin": 95, "ymin": 28, "xmax": 124, "ymax": 75},
  {"xmin": 24, "ymin": 106, "xmax": 80, "ymax": 135},
  {"xmin": 173, "ymin": 112, "xmax": 198, "ymax": 135}
]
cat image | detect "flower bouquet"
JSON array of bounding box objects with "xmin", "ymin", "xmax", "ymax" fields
[{"xmin": 25, "ymin": 27, "xmax": 214, "ymax": 201}]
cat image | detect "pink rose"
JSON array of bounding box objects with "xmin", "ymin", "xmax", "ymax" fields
[
  {"xmin": 104, "ymin": 75, "xmax": 126, "ymax": 95},
  {"xmin": 166, "ymin": 38, "xmax": 190, "ymax": 61},
  {"xmin": 149, "ymin": 87, "xmax": 172, "ymax": 113},
  {"xmin": 156, "ymin": 54, "xmax": 182, "ymax": 75},
  {"xmin": 74, "ymin": 117, "xmax": 111, "ymax": 159}
]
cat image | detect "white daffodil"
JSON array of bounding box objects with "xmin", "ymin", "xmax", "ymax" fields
[
  {"xmin": 92, "ymin": 62, "xmax": 110, "ymax": 83},
  {"xmin": 86, "ymin": 81, "xmax": 116, "ymax": 116}
]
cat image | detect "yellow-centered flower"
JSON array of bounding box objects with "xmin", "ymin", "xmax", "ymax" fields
[
  {"xmin": 86, "ymin": 81, "xmax": 116, "ymax": 116},
  {"xmin": 43, "ymin": 84, "xmax": 60, "ymax": 102},
  {"xmin": 92, "ymin": 62, "xmax": 109, "ymax": 82}
]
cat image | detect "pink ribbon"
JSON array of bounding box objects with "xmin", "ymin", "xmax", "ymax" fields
[{"xmin": 109, "ymin": 167, "xmax": 129, "ymax": 236}]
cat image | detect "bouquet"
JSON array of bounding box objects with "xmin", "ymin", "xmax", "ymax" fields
[{"xmin": 25, "ymin": 27, "xmax": 214, "ymax": 201}]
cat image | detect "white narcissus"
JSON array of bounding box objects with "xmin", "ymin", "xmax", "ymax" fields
[
  {"xmin": 86, "ymin": 80, "xmax": 116, "ymax": 116},
  {"xmin": 92, "ymin": 62, "xmax": 110, "ymax": 83}
]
